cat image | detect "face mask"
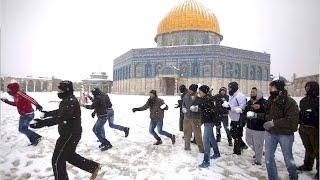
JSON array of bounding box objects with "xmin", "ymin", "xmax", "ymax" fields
[
  {"xmin": 58, "ymin": 92, "xmax": 65, "ymax": 99},
  {"xmin": 269, "ymin": 91, "xmax": 279, "ymax": 98},
  {"xmin": 229, "ymin": 90, "xmax": 235, "ymax": 96}
]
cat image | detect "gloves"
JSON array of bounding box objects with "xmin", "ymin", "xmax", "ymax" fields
[
  {"xmin": 190, "ymin": 105, "xmax": 199, "ymax": 112},
  {"xmin": 182, "ymin": 108, "xmax": 187, "ymax": 113},
  {"xmin": 0, "ymin": 98, "xmax": 8, "ymax": 102},
  {"xmin": 36, "ymin": 104, "xmax": 43, "ymax": 111},
  {"xmin": 160, "ymin": 104, "xmax": 167, "ymax": 110},
  {"xmin": 235, "ymin": 107, "xmax": 243, "ymax": 113},
  {"xmin": 222, "ymin": 101, "xmax": 229, "ymax": 108},
  {"xmin": 30, "ymin": 119, "xmax": 46, "ymax": 129},
  {"xmin": 246, "ymin": 111, "xmax": 257, "ymax": 118},
  {"xmin": 263, "ymin": 120, "xmax": 274, "ymax": 130},
  {"xmin": 132, "ymin": 108, "xmax": 139, "ymax": 113},
  {"xmin": 91, "ymin": 112, "xmax": 96, "ymax": 118}
]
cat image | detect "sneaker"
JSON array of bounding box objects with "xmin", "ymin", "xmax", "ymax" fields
[
  {"xmin": 297, "ymin": 165, "xmax": 312, "ymax": 171},
  {"xmin": 124, "ymin": 128, "xmax": 130, "ymax": 138},
  {"xmin": 100, "ymin": 144, "xmax": 113, "ymax": 151},
  {"xmin": 198, "ymin": 161, "xmax": 210, "ymax": 168},
  {"xmin": 171, "ymin": 135, "xmax": 176, "ymax": 145},
  {"xmin": 153, "ymin": 140, "xmax": 162, "ymax": 145},
  {"xmin": 90, "ymin": 164, "xmax": 101, "ymax": 180},
  {"xmin": 30, "ymin": 137, "xmax": 42, "ymax": 146},
  {"xmin": 210, "ymin": 153, "xmax": 221, "ymax": 159}
]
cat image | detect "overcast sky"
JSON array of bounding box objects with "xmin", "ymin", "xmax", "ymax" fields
[{"xmin": 1, "ymin": 0, "xmax": 319, "ymax": 82}]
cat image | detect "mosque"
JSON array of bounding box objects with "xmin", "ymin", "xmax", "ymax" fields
[{"xmin": 112, "ymin": 0, "xmax": 270, "ymax": 96}]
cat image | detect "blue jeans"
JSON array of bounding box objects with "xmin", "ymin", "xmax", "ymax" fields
[
  {"xmin": 149, "ymin": 119, "xmax": 172, "ymax": 141},
  {"xmin": 265, "ymin": 131, "xmax": 298, "ymax": 180},
  {"xmin": 106, "ymin": 109, "xmax": 127, "ymax": 131},
  {"xmin": 19, "ymin": 113, "xmax": 41, "ymax": 143},
  {"xmin": 203, "ymin": 122, "xmax": 220, "ymax": 163},
  {"xmin": 92, "ymin": 115, "xmax": 111, "ymax": 145}
]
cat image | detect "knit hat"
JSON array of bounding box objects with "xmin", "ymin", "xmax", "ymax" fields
[
  {"xmin": 189, "ymin": 84, "xmax": 198, "ymax": 93},
  {"xmin": 269, "ymin": 80, "xmax": 285, "ymax": 91},
  {"xmin": 91, "ymin": 87, "xmax": 102, "ymax": 96},
  {"xmin": 179, "ymin": 85, "xmax": 187, "ymax": 93},
  {"xmin": 58, "ymin": 80, "xmax": 74, "ymax": 92},
  {"xmin": 149, "ymin": 90, "xmax": 157, "ymax": 97},
  {"xmin": 219, "ymin": 87, "xmax": 227, "ymax": 94},
  {"xmin": 199, "ymin": 85, "xmax": 210, "ymax": 94}
]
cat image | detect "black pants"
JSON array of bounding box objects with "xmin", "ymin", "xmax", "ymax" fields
[
  {"xmin": 52, "ymin": 133, "xmax": 99, "ymax": 180},
  {"xmin": 179, "ymin": 111, "xmax": 184, "ymax": 132},
  {"xmin": 299, "ymin": 125, "xmax": 319, "ymax": 172},
  {"xmin": 230, "ymin": 121, "xmax": 246, "ymax": 154}
]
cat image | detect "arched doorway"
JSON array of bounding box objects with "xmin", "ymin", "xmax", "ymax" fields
[
  {"xmin": 27, "ymin": 80, "xmax": 34, "ymax": 92},
  {"xmin": 35, "ymin": 80, "xmax": 42, "ymax": 92}
]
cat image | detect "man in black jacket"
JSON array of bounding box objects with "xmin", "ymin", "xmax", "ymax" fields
[
  {"xmin": 245, "ymin": 87, "xmax": 267, "ymax": 165},
  {"xmin": 297, "ymin": 81, "xmax": 319, "ymax": 179},
  {"xmin": 213, "ymin": 87, "xmax": 232, "ymax": 146},
  {"xmin": 175, "ymin": 85, "xmax": 188, "ymax": 132},
  {"xmin": 30, "ymin": 81, "xmax": 101, "ymax": 180},
  {"xmin": 197, "ymin": 85, "xmax": 220, "ymax": 168},
  {"xmin": 83, "ymin": 88, "xmax": 113, "ymax": 151}
]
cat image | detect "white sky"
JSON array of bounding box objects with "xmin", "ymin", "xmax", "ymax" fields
[{"xmin": 1, "ymin": 0, "xmax": 319, "ymax": 82}]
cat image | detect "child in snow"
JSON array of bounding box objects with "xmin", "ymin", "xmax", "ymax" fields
[
  {"xmin": 0, "ymin": 82, "xmax": 43, "ymax": 145},
  {"xmin": 132, "ymin": 90, "xmax": 176, "ymax": 145},
  {"xmin": 29, "ymin": 80, "xmax": 101, "ymax": 180}
]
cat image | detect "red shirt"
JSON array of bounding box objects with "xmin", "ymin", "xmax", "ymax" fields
[{"xmin": 4, "ymin": 91, "xmax": 39, "ymax": 115}]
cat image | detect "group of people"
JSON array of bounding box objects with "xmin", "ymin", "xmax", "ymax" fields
[
  {"xmin": 174, "ymin": 80, "xmax": 319, "ymax": 180},
  {"xmin": 1, "ymin": 78, "xmax": 318, "ymax": 180}
]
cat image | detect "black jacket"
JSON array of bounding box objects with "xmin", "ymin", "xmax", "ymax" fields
[
  {"xmin": 299, "ymin": 95, "xmax": 319, "ymax": 128},
  {"xmin": 213, "ymin": 94, "xmax": 229, "ymax": 116},
  {"xmin": 199, "ymin": 94, "xmax": 218, "ymax": 124},
  {"xmin": 177, "ymin": 91, "xmax": 187, "ymax": 110},
  {"xmin": 245, "ymin": 97, "xmax": 267, "ymax": 131},
  {"xmin": 42, "ymin": 94, "xmax": 82, "ymax": 135},
  {"xmin": 85, "ymin": 94, "xmax": 108, "ymax": 116}
]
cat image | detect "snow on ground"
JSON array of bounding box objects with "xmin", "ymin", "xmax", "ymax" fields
[{"xmin": 0, "ymin": 92, "xmax": 316, "ymax": 180}]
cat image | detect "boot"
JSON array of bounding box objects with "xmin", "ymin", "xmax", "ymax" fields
[
  {"xmin": 198, "ymin": 161, "xmax": 210, "ymax": 168},
  {"xmin": 153, "ymin": 139, "xmax": 162, "ymax": 145},
  {"xmin": 297, "ymin": 164, "xmax": 312, "ymax": 171},
  {"xmin": 124, "ymin": 128, "xmax": 130, "ymax": 137},
  {"xmin": 90, "ymin": 164, "xmax": 101, "ymax": 180},
  {"xmin": 171, "ymin": 135, "xmax": 176, "ymax": 145},
  {"xmin": 100, "ymin": 144, "xmax": 113, "ymax": 151},
  {"xmin": 216, "ymin": 134, "xmax": 221, "ymax": 143},
  {"xmin": 30, "ymin": 137, "xmax": 42, "ymax": 146}
]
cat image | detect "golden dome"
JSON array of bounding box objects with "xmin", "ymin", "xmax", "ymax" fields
[{"xmin": 156, "ymin": 0, "xmax": 221, "ymax": 37}]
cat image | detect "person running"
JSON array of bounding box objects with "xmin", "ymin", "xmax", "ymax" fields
[
  {"xmin": 132, "ymin": 90, "xmax": 175, "ymax": 145},
  {"xmin": 30, "ymin": 80, "xmax": 101, "ymax": 180},
  {"xmin": 1, "ymin": 81, "xmax": 43, "ymax": 145}
]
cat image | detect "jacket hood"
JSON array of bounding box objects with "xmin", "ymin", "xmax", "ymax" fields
[{"xmin": 7, "ymin": 82, "xmax": 20, "ymax": 95}]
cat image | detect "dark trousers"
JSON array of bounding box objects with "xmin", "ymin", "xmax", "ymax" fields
[
  {"xmin": 52, "ymin": 133, "xmax": 99, "ymax": 180},
  {"xmin": 179, "ymin": 111, "xmax": 184, "ymax": 132},
  {"xmin": 299, "ymin": 125, "xmax": 319, "ymax": 172},
  {"xmin": 230, "ymin": 121, "xmax": 246, "ymax": 154},
  {"xmin": 216, "ymin": 115, "xmax": 232, "ymax": 140}
]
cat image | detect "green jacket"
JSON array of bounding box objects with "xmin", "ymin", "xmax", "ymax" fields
[
  {"xmin": 260, "ymin": 91, "xmax": 299, "ymax": 135},
  {"xmin": 137, "ymin": 97, "xmax": 168, "ymax": 120}
]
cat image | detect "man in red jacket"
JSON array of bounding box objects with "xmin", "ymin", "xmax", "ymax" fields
[{"xmin": 1, "ymin": 82, "xmax": 43, "ymax": 145}]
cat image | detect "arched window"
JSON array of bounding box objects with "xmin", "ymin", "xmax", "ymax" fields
[
  {"xmin": 135, "ymin": 64, "xmax": 143, "ymax": 78},
  {"xmin": 226, "ymin": 62, "xmax": 233, "ymax": 78},
  {"xmin": 155, "ymin": 64, "xmax": 162, "ymax": 76},
  {"xmin": 215, "ymin": 61, "xmax": 224, "ymax": 77},
  {"xmin": 234, "ymin": 63, "xmax": 241, "ymax": 78},
  {"xmin": 191, "ymin": 61, "xmax": 199, "ymax": 77},
  {"xmin": 250, "ymin": 65, "xmax": 256, "ymax": 80},
  {"xmin": 242, "ymin": 64, "xmax": 249, "ymax": 79},
  {"xmin": 203, "ymin": 60, "xmax": 212, "ymax": 77},
  {"xmin": 35, "ymin": 80, "xmax": 41, "ymax": 92},
  {"xmin": 145, "ymin": 64, "xmax": 152, "ymax": 77},
  {"xmin": 180, "ymin": 62, "xmax": 189, "ymax": 77},
  {"xmin": 257, "ymin": 66, "xmax": 262, "ymax": 80}
]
